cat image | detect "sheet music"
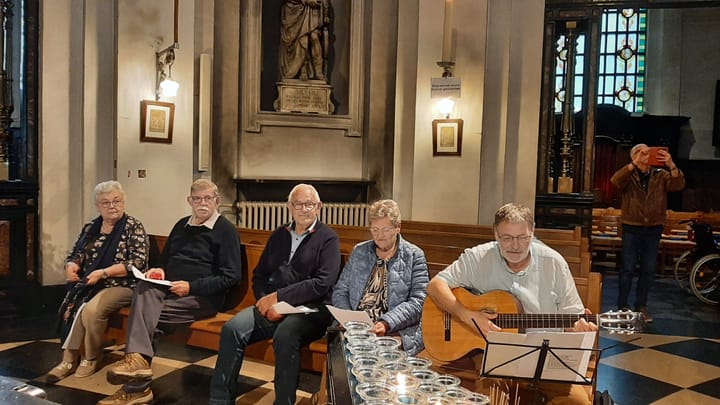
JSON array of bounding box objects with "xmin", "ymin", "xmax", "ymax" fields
[
  {"xmin": 326, "ymin": 305, "xmax": 373, "ymax": 328},
  {"xmin": 272, "ymin": 301, "xmax": 319, "ymax": 315},
  {"xmin": 130, "ymin": 264, "xmax": 172, "ymax": 286},
  {"xmin": 483, "ymin": 331, "xmax": 596, "ymax": 382}
]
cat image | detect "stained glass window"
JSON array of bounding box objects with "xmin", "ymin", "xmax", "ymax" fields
[{"xmin": 554, "ymin": 8, "xmax": 647, "ymax": 113}]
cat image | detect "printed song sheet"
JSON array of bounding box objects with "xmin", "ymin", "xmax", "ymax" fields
[
  {"xmin": 272, "ymin": 301, "xmax": 319, "ymax": 315},
  {"xmin": 483, "ymin": 331, "xmax": 596, "ymax": 382},
  {"xmin": 130, "ymin": 264, "xmax": 172, "ymax": 286},
  {"xmin": 326, "ymin": 305, "xmax": 373, "ymax": 328}
]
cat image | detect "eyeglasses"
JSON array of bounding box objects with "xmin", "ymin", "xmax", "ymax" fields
[
  {"xmin": 497, "ymin": 234, "xmax": 533, "ymax": 243},
  {"xmin": 189, "ymin": 195, "xmax": 217, "ymax": 204},
  {"xmin": 370, "ymin": 227, "xmax": 397, "ymax": 235},
  {"xmin": 291, "ymin": 201, "xmax": 319, "ymax": 210},
  {"xmin": 98, "ymin": 199, "xmax": 124, "ymax": 208}
]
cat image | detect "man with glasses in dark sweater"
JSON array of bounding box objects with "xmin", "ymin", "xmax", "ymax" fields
[{"xmin": 99, "ymin": 179, "xmax": 243, "ymax": 405}]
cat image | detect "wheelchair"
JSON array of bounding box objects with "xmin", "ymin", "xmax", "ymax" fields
[{"xmin": 673, "ymin": 219, "xmax": 720, "ymax": 305}]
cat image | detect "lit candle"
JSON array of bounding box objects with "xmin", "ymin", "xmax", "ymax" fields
[
  {"xmin": 396, "ymin": 372, "xmax": 406, "ymax": 393},
  {"xmin": 442, "ymin": 0, "xmax": 454, "ymax": 61}
]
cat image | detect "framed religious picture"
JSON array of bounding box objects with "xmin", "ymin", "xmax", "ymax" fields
[
  {"xmin": 432, "ymin": 118, "xmax": 463, "ymax": 156},
  {"xmin": 140, "ymin": 100, "xmax": 175, "ymax": 143}
]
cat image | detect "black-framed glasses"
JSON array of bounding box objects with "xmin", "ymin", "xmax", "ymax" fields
[
  {"xmin": 98, "ymin": 199, "xmax": 124, "ymax": 208},
  {"xmin": 291, "ymin": 201, "xmax": 318, "ymax": 210},
  {"xmin": 497, "ymin": 234, "xmax": 533, "ymax": 243},
  {"xmin": 189, "ymin": 195, "xmax": 217, "ymax": 204}
]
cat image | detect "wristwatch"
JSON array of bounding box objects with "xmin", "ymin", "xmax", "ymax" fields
[{"xmin": 102, "ymin": 270, "xmax": 108, "ymax": 279}]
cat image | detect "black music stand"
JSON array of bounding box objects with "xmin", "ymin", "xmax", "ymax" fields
[{"xmin": 478, "ymin": 330, "xmax": 602, "ymax": 405}]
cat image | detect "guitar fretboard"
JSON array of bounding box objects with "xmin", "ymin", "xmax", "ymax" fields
[{"xmin": 493, "ymin": 313, "xmax": 599, "ymax": 329}]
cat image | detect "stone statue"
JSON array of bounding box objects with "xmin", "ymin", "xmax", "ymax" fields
[{"xmin": 279, "ymin": 0, "xmax": 330, "ymax": 82}]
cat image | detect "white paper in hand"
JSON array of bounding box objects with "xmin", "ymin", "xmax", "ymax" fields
[
  {"xmin": 272, "ymin": 301, "xmax": 319, "ymax": 315},
  {"xmin": 326, "ymin": 305, "xmax": 373, "ymax": 328},
  {"xmin": 130, "ymin": 264, "xmax": 172, "ymax": 286}
]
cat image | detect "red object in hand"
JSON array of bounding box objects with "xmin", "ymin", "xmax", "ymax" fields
[{"xmin": 148, "ymin": 273, "xmax": 162, "ymax": 280}]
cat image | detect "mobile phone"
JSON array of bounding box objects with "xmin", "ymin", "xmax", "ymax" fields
[{"xmin": 647, "ymin": 146, "xmax": 668, "ymax": 167}]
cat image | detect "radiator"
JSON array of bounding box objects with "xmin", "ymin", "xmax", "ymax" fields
[{"xmin": 237, "ymin": 201, "xmax": 369, "ymax": 230}]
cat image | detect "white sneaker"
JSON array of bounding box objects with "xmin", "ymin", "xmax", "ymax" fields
[
  {"xmin": 75, "ymin": 358, "xmax": 98, "ymax": 378},
  {"xmin": 47, "ymin": 360, "xmax": 76, "ymax": 382}
]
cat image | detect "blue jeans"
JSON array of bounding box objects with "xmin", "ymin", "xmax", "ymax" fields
[
  {"xmin": 209, "ymin": 305, "xmax": 332, "ymax": 405},
  {"xmin": 617, "ymin": 224, "xmax": 663, "ymax": 309}
]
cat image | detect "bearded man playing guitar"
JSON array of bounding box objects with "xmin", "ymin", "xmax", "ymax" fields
[{"xmin": 426, "ymin": 203, "xmax": 598, "ymax": 405}]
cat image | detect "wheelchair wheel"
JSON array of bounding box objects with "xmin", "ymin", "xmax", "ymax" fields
[
  {"xmin": 674, "ymin": 250, "xmax": 693, "ymax": 292},
  {"xmin": 689, "ymin": 253, "xmax": 720, "ymax": 305}
]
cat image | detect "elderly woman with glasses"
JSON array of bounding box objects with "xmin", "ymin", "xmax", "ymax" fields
[
  {"xmin": 48, "ymin": 180, "xmax": 148, "ymax": 382},
  {"xmin": 332, "ymin": 199, "xmax": 429, "ymax": 355}
]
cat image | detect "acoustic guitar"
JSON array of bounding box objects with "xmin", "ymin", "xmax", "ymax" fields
[{"xmin": 422, "ymin": 289, "xmax": 645, "ymax": 362}]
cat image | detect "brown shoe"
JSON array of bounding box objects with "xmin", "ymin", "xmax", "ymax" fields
[
  {"xmin": 106, "ymin": 353, "xmax": 152, "ymax": 385},
  {"xmin": 636, "ymin": 307, "xmax": 653, "ymax": 323},
  {"xmin": 47, "ymin": 360, "xmax": 77, "ymax": 382},
  {"xmin": 96, "ymin": 387, "xmax": 153, "ymax": 405}
]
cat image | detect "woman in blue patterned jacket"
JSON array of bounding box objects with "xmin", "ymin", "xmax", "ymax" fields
[{"xmin": 331, "ymin": 199, "xmax": 429, "ymax": 355}]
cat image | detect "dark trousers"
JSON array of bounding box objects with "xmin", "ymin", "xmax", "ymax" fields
[
  {"xmin": 617, "ymin": 224, "xmax": 663, "ymax": 309},
  {"xmin": 209, "ymin": 305, "xmax": 332, "ymax": 405}
]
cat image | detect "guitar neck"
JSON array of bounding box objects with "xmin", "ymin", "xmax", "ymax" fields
[{"xmin": 494, "ymin": 313, "xmax": 598, "ymax": 330}]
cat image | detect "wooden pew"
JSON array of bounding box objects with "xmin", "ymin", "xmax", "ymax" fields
[{"xmin": 106, "ymin": 221, "xmax": 602, "ymax": 374}]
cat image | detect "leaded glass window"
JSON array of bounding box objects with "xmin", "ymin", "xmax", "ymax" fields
[
  {"xmin": 554, "ymin": 8, "xmax": 647, "ymax": 114},
  {"xmin": 598, "ymin": 8, "xmax": 646, "ymax": 112}
]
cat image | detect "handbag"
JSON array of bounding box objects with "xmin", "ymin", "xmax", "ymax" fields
[{"xmin": 56, "ymin": 281, "xmax": 99, "ymax": 343}]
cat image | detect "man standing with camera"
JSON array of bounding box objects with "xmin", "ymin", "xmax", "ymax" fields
[{"xmin": 611, "ymin": 143, "xmax": 685, "ymax": 322}]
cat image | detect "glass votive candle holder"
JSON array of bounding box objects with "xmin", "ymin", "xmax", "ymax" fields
[
  {"xmin": 442, "ymin": 385, "xmax": 471, "ymax": 401},
  {"xmin": 345, "ymin": 320, "xmax": 372, "ymax": 332},
  {"xmin": 410, "ymin": 367, "xmax": 438, "ymax": 382},
  {"xmin": 346, "ymin": 340, "xmax": 377, "ymax": 356},
  {"xmin": 425, "ymin": 397, "xmax": 454, "ymax": 405},
  {"xmin": 345, "ymin": 329, "xmax": 376, "ymax": 343},
  {"xmin": 379, "ymin": 360, "xmax": 411, "ymax": 377},
  {"xmin": 374, "ymin": 336, "xmax": 402, "ymax": 351},
  {"xmin": 417, "ymin": 381, "xmax": 445, "ymax": 396},
  {"xmin": 348, "ymin": 353, "xmax": 380, "ymax": 368},
  {"xmin": 376, "ymin": 348, "xmax": 405, "ymax": 363},
  {"xmin": 435, "ymin": 373, "xmax": 462, "ymax": 388},
  {"xmin": 355, "ymin": 381, "xmax": 394, "ymax": 402},
  {"xmin": 351, "ymin": 365, "xmax": 387, "ymax": 384},
  {"xmin": 394, "ymin": 391, "xmax": 423, "ymax": 404},
  {"xmin": 389, "ymin": 372, "xmax": 420, "ymax": 396},
  {"xmin": 405, "ymin": 356, "xmax": 433, "ymax": 369},
  {"xmin": 457, "ymin": 392, "xmax": 491, "ymax": 405}
]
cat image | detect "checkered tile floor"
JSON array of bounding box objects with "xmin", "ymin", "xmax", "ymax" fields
[
  {"xmin": 0, "ymin": 274, "xmax": 718, "ymax": 404},
  {"xmin": 0, "ymin": 338, "xmax": 319, "ymax": 404}
]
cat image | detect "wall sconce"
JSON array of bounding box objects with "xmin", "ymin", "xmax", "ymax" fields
[
  {"xmin": 437, "ymin": 98, "xmax": 455, "ymax": 119},
  {"xmin": 156, "ymin": 44, "xmax": 179, "ymax": 99},
  {"xmin": 155, "ymin": 0, "xmax": 179, "ymax": 100}
]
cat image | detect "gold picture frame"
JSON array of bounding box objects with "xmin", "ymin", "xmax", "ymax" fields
[
  {"xmin": 140, "ymin": 100, "xmax": 175, "ymax": 143},
  {"xmin": 432, "ymin": 118, "xmax": 463, "ymax": 156}
]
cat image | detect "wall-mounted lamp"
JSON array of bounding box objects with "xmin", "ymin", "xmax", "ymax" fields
[
  {"xmin": 437, "ymin": 98, "xmax": 455, "ymax": 119},
  {"xmin": 157, "ymin": 44, "xmax": 179, "ymax": 99},
  {"xmin": 155, "ymin": 0, "xmax": 179, "ymax": 100}
]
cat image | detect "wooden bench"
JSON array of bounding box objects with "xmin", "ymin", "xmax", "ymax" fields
[
  {"xmin": 105, "ymin": 221, "xmax": 602, "ymax": 374},
  {"xmin": 103, "ymin": 237, "xmax": 331, "ymax": 373}
]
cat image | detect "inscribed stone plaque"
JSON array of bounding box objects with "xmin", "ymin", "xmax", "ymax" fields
[{"xmin": 274, "ymin": 80, "xmax": 335, "ymax": 114}]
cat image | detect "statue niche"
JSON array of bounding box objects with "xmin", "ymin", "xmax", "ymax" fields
[{"xmin": 274, "ymin": 0, "xmax": 335, "ymax": 114}]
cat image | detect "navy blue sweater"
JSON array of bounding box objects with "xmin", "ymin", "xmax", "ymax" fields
[
  {"xmin": 160, "ymin": 215, "xmax": 243, "ymax": 310},
  {"xmin": 252, "ymin": 221, "xmax": 341, "ymax": 306}
]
